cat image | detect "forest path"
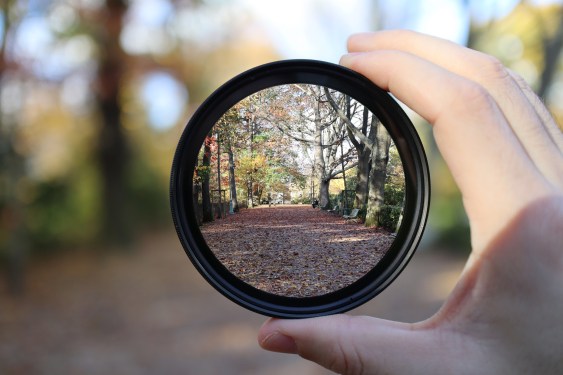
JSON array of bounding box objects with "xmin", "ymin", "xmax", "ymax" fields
[{"xmin": 201, "ymin": 204, "xmax": 393, "ymax": 297}]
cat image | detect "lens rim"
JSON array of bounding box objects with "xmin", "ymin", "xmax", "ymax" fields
[{"xmin": 170, "ymin": 59, "xmax": 430, "ymax": 318}]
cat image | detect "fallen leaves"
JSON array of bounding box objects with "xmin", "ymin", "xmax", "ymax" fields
[{"xmin": 200, "ymin": 204, "xmax": 395, "ymax": 298}]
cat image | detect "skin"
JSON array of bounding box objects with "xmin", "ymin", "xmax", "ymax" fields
[{"xmin": 257, "ymin": 30, "xmax": 563, "ymax": 374}]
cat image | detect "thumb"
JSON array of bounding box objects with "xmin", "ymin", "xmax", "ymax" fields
[{"xmin": 258, "ymin": 315, "xmax": 436, "ymax": 374}]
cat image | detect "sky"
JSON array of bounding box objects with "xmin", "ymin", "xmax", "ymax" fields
[
  {"xmin": 239, "ymin": 0, "xmax": 562, "ymax": 60},
  {"xmin": 3, "ymin": 0, "xmax": 563, "ymax": 130}
]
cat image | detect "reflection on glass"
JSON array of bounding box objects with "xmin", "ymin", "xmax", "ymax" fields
[{"xmin": 192, "ymin": 84, "xmax": 405, "ymax": 297}]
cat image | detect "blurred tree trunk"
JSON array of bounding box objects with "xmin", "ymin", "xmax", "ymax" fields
[
  {"xmin": 93, "ymin": 0, "xmax": 131, "ymax": 245},
  {"xmin": 538, "ymin": 6, "xmax": 563, "ymax": 99},
  {"xmin": 0, "ymin": 0, "xmax": 27, "ymax": 295}
]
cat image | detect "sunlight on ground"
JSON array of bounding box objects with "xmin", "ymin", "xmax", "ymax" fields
[{"xmin": 327, "ymin": 237, "xmax": 364, "ymax": 243}]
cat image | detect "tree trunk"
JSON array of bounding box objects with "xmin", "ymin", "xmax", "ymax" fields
[
  {"xmin": 355, "ymin": 149, "xmax": 371, "ymax": 208},
  {"xmin": 193, "ymin": 183, "xmax": 202, "ymax": 225},
  {"xmin": 227, "ymin": 144, "xmax": 239, "ymax": 212},
  {"xmin": 247, "ymin": 114, "xmax": 255, "ymax": 208},
  {"xmin": 247, "ymin": 178, "xmax": 254, "ymax": 208},
  {"xmin": 325, "ymin": 90, "xmax": 387, "ymax": 225},
  {"xmin": 365, "ymin": 164, "xmax": 386, "ymax": 227},
  {"xmin": 319, "ymin": 178, "xmax": 330, "ymax": 208},
  {"xmin": 325, "ymin": 88, "xmax": 376, "ymax": 212},
  {"xmin": 94, "ymin": 0, "xmax": 131, "ymax": 245},
  {"xmin": 354, "ymin": 106, "xmax": 376, "ymax": 210},
  {"xmin": 365, "ymin": 123, "xmax": 391, "ymax": 227},
  {"xmin": 313, "ymin": 99, "xmax": 329, "ymax": 208},
  {"xmin": 201, "ymin": 139, "xmax": 213, "ymax": 222},
  {"xmin": 256, "ymin": 185, "xmax": 263, "ymax": 204},
  {"xmin": 215, "ymin": 135, "xmax": 222, "ymax": 219}
]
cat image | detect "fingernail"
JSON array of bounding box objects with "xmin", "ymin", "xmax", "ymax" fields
[
  {"xmin": 259, "ymin": 331, "xmax": 298, "ymax": 354},
  {"xmin": 339, "ymin": 52, "xmax": 362, "ymax": 67}
]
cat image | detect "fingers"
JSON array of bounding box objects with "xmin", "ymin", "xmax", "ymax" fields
[
  {"xmin": 340, "ymin": 30, "xmax": 563, "ymax": 249},
  {"xmin": 507, "ymin": 69, "xmax": 563, "ymax": 152},
  {"xmin": 258, "ymin": 315, "xmax": 430, "ymax": 374},
  {"xmin": 340, "ymin": 49, "xmax": 552, "ymax": 249},
  {"xmin": 259, "ymin": 315, "xmax": 492, "ymax": 374},
  {"xmin": 345, "ymin": 30, "xmax": 563, "ymax": 190}
]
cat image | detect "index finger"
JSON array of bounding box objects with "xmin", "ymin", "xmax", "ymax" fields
[
  {"xmin": 340, "ymin": 50, "xmax": 554, "ymax": 249},
  {"xmin": 346, "ymin": 30, "xmax": 563, "ymax": 189}
]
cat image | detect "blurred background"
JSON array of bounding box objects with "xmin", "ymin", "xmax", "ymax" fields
[{"xmin": 1, "ymin": 0, "xmax": 562, "ymax": 373}]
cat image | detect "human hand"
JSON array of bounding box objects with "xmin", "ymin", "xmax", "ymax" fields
[{"xmin": 258, "ymin": 30, "xmax": 563, "ymax": 374}]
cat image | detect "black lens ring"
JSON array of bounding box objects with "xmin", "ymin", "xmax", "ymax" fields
[{"xmin": 170, "ymin": 59, "xmax": 430, "ymax": 318}]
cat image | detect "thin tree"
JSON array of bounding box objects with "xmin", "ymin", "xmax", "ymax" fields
[
  {"xmin": 200, "ymin": 135, "xmax": 214, "ymax": 222},
  {"xmin": 215, "ymin": 105, "xmax": 243, "ymax": 212}
]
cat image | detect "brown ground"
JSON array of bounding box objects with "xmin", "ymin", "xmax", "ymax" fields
[
  {"xmin": 0, "ymin": 224, "xmax": 466, "ymax": 375},
  {"xmin": 200, "ymin": 205, "xmax": 394, "ymax": 297}
]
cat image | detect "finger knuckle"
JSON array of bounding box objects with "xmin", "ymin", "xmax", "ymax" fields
[
  {"xmin": 478, "ymin": 53, "xmax": 511, "ymax": 82},
  {"xmin": 454, "ymin": 81, "xmax": 495, "ymax": 112},
  {"xmin": 435, "ymin": 79, "xmax": 499, "ymax": 127},
  {"xmin": 326, "ymin": 316, "xmax": 367, "ymax": 375},
  {"xmin": 508, "ymin": 69, "xmax": 531, "ymax": 90}
]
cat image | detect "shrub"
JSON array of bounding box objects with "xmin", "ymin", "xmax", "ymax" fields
[{"xmin": 378, "ymin": 205, "xmax": 402, "ymax": 231}]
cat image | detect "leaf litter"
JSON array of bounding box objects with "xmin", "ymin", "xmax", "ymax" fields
[{"xmin": 199, "ymin": 205, "xmax": 395, "ymax": 298}]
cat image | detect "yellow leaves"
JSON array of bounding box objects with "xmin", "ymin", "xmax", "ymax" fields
[
  {"xmin": 15, "ymin": 85, "xmax": 96, "ymax": 181},
  {"xmin": 471, "ymin": 3, "xmax": 562, "ymax": 91},
  {"xmin": 236, "ymin": 153, "xmax": 268, "ymax": 179}
]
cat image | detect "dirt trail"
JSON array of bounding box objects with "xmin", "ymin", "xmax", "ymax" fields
[
  {"xmin": 0, "ymin": 223, "xmax": 465, "ymax": 375},
  {"xmin": 201, "ymin": 205, "xmax": 393, "ymax": 297}
]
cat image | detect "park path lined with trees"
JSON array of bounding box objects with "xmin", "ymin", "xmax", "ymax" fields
[
  {"xmin": 200, "ymin": 204, "xmax": 395, "ymax": 297},
  {"xmin": 194, "ymin": 84, "xmax": 406, "ymax": 231}
]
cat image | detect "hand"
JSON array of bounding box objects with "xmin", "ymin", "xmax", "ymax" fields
[{"xmin": 258, "ymin": 30, "xmax": 563, "ymax": 374}]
